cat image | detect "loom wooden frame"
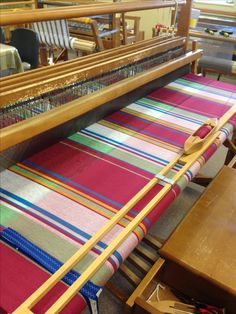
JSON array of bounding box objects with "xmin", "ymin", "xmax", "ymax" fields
[
  {"xmin": 0, "ymin": 0, "xmax": 193, "ymax": 151},
  {"xmin": 3, "ymin": 1, "xmax": 228, "ymax": 313},
  {"xmin": 1, "ymin": 49, "xmax": 202, "ymax": 151},
  {"xmin": 0, "ymin": 36, "xmax": 186, "ymax": 106}
]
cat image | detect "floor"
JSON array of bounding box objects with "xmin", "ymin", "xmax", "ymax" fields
[{"xmin": 82, "ymin": 74, "xmax": 235, "ymax": 314}]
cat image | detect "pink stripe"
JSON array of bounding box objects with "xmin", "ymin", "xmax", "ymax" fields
[
  {"xmin": 1, "ymin": 243, "xmax": 86, "ymax": 314},
  {"xmin": 26, "ymin": 143, "xmax": 149, "ymax": 207},
  {"xmin": 106, "ymin": 111, "xmax": 188, "ymax": 146},
  {"xmin": 63, "ymin": 137, "xmax": 152, "ymax": 179},
  {"xmin": 184, "ymin": 73, "xmax": 236, "ymax": 93}
]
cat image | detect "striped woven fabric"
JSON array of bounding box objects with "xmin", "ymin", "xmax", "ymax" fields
[
  {"xmin": 0, "ymin": 241, "xmax": 87, "ymax": 314},
  {"xmin": 32, "ymin": 20, "xmax": 75, "ymax": 49},
  {"xmin": 1, "ymin": 74, "xmax": 235, "ymax": 311}
]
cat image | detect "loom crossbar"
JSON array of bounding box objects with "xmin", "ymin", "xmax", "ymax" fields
[
  {"xmin": 13, "ymin": 105, "xmax": 236, "ymax": 314},
  {"xmin": 0, "ymin": 0, "xmax": 186, "ymax": 26}
]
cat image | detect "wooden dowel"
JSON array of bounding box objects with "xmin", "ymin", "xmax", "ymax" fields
[
  {"xmin": 197, "ymin": 8, "xmax": 236, "ymax": 18},
  {"xmin": 0, "ymin": 0, "xmax": 186, "ymax": 26},
  {"xmin": 0, "ymin": 50, "xmax": 202, "ymax": 151},
  {"xmin": 0, "ymin": 1, "xmax": 35, "ymax": 5},
  {"xmin": 72, "ymin": 38, "xmax": 96, "ymax": 51},
  {"xmin": 189, "ymin": 31, "xmax": 236, "ymax": 44}
]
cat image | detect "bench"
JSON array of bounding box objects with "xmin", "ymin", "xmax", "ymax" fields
[{"xmin": 126, "ymin": 164, "xmax": 236, "ymax": 313}]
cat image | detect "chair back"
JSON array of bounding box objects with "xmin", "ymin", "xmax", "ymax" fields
[
  {"xmin": 0, "ymin": 27, "xmax": 5, "ymax": 43},
  {"xmin": 10, "ymin": 28, "xmax": 39, "ymax": 69},
  {"xmin": 32, "ymin": 20, "xmax": 73, "ymax": 49}
]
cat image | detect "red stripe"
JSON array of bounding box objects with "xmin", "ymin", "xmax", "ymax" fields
[{"xmin": 0, "ymin": 242, "xmax": 86, "ymax": 313}]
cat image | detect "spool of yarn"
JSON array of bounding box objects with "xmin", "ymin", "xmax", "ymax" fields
[{"xmin": 195, "ymin": 125, "xmax": 212, "ymax": 139}]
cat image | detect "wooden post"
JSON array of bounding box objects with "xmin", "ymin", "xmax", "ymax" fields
[
  {"xmin": 176, "ymin": 0, "xmax": 192, "ymax": 51},
  {"xmin": 191, "ymin": 40, "xmax": 198, "ymax": 73}
]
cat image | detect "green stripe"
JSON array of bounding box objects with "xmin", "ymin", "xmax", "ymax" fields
[
  {"xmin": 177, "ymin": 78, "xmax": 235, "ymax": 98},
  {"xmin": 1, "ymin": 203, "xmax": 20, "ymax": 225},
  {"xmin": 123, "ymin": 107, "xmax": 192, "ymax": 134},
  {"xmin": 140, "ymin": 97, "xmax": 211, "ymax": 122},
  {"xmin": 11, "ymin": 165, "xmax": 116, "ymax": 217},
  {"xmin": 68, "ymin": 132, "xmax": 164, "ymax": 174},
  {"xmin": 99, "ymin": 120, "xmax": 180, "ymax": 152}
]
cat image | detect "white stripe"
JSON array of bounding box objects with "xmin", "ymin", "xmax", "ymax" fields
[
  {"xmin": 169, "ymin": 82, "xmax": 235, "ymax": 104},
  {"xmin": 85, "ymin": 124, "xmax": 177, "ymax": 162},
  {"xmin": 128, "ymin": 103, "xmax": 198, "ymax": 130}
]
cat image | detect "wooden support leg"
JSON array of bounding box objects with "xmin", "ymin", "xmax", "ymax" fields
[
  {"xmin": 39, "ymin": 44, "xmax": 48, "ymax": 66},
  {"xmin": 54, "ymin": 48, "xmax": 68, "ymax": 63},
  {"xmin": 192, "ymin": 175, "xmax": 212, "ymax": 187},
  {"xmin": 224, "ymin": 130, "xmax": 236, "ymax": 165},
  {"xmin": 191, "ymin": 41, "xmax": 198, "ymax": 74}
]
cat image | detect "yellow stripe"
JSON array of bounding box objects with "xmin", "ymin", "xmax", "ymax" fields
[
  {"xmin": 168, "ymin": 85, "xmax": 232, "ymax": 105},
  {"xmin": 99, "ymin": 120, "xmax": 180, "ymax": 153},
  {"xmin": 123, "ymin": 107, "xmax": 194, "ymax": 134},
  {"xmin": 12, "ymin": 163, "xmax": 147, "ymax": 234}
]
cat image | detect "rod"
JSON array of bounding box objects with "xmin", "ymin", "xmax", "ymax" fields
[{"xmin": 0, "ymin": 0, "xmax": 186, "ymax": 26}]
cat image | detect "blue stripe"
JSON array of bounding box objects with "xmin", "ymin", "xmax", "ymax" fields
[
  {"xmin": 23, "ymin": 160, "xmax": 122, "ymax": 209},
  {"xmin": 136, "ymin": 100, "xmax": 203, "ymax": 125},
  {"xmin": 104, "ymin": 115, "xmax": 186, "ymax": 147},
  {"xmin": 0, "ymin": 188, "xmax": 123, "ymax": 265},
  {"xmin": 176, "ymin": 78, "xmax": 236, "ymax": 100},
  {"xmin": 21, "ymin": 160, "xmax": 151, "ymax": 227},
  {"xmin": 82, "ymin": 129, "xmax": 172, "ymax": 165},
  {"xmin": 1, "ymin": 227, "xmax": 101, "ymax": 301}
]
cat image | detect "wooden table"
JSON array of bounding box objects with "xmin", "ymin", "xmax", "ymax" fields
[
  {"xmin": 0, "ymin": 43, "xmax": 23, "ymax": 77},
  {"xmin": 160, "ymin": 166, "xmax": 236, "ymax": 313}
]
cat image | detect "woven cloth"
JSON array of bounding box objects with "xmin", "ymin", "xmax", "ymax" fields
[
  {"xmin": 0, "ymin": 241, "xmax": 86, "ymax": 313},
  {"xmin": 1, "ymin": 73, "xmax": 235, "ymax": 312},
  {"xmin": 32, "ymin": 20, "xmax": 75, "ymax": 49}
]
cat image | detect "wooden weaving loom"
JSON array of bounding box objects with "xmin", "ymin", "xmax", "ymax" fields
[{"xmin": 0, "ymin": 1, "xmax": 236, "ymax": 313}]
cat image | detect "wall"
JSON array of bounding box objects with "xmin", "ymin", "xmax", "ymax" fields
[
  {"xmin": 100, "ymin": 0, "xmax": 236, "ymax": 39},
  {"xmin": 194, "ymin": 1, "xmax": 236, "ymax": 13},
  {"xmin": 100, "ymin": 0, "xmax": 172, "ymax": 39}
]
